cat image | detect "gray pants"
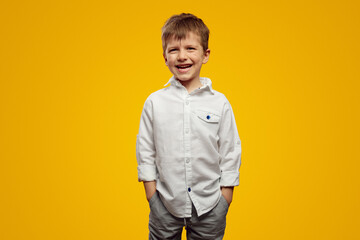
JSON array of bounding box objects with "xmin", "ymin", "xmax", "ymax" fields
[{"xmin": 148, "ymin": 192, "xmax": 229, "ymax": 240}]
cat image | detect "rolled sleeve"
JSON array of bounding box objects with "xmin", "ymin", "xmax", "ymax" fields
[
  {"xmin": 137, "ymin": 164, "xmax": 157, "ymax": 182},
  {"xmin": 220, "ymin": 170, "xmax": 240, "ymax": 186},
  {"xmin": 218, "ymin": 99, "xmax": 242, "ymax": 187}
]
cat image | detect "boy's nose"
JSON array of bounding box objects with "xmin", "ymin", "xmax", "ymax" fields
[{"xmin": 177, "ymin": 50, "xmax": 187, "ymax": 61}]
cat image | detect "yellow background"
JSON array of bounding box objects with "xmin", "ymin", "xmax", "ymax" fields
[{"xmin": 1, "ymin": 0, "xmax": 359, "ymax": 239}]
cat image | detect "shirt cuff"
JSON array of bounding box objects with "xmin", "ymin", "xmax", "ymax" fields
[
  {"xmin": 220, "ymin": 171, "xmax": 240, "ymax": 186},
  {"xmin": 137, "ymin": 165, "xmax": 157, "ymax": 182}
]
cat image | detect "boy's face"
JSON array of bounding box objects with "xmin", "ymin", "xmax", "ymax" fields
[{"xmin": 163, "ymin": 32, "xmax": 210, "ymax": 84}]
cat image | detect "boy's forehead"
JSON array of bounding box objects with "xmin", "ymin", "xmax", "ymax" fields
[{"xmin": 166, "ymin": 32, "xmax": 201, "ymax": 45}]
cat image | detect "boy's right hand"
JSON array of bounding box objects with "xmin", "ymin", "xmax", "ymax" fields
[{"xmin": 143, "ymin": 181, "xmax": 157, "ymax": 202}]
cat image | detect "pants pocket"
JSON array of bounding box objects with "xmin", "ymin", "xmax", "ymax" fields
[
  {"xmin": 220, "ymin": 195, "xmax": 229, "ymax": 211},
  {"xmin": 149, "ymin": 191, "xmax": 158, "ymax": 208}
]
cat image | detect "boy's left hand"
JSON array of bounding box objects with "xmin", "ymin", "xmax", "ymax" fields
[{"xmin": 221, "ymin": 187, "xmax": 234, "ymax": 206}]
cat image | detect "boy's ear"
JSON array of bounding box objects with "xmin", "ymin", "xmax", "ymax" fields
[
  {"xmin": 202, "ymin": 49, "xmax": 211, "ymax": 64},
  {"xmin": 163, "ymin": 53, "xmax": 168, "ymax": 66}
]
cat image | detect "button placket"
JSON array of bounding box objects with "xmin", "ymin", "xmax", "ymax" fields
[{"xmin": 184, "ymin": 94, "xmax": 192, "ymax": 215}]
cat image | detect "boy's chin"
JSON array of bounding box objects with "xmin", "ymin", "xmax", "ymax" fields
[{"xmin": 175, "ymin": 75, "xmax": 198, "ymax": 83}]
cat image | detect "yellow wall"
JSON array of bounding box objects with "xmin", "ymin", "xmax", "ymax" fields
[{"xmin": 1, "ymin": 0, "xmax": 359, "ymax": 239}]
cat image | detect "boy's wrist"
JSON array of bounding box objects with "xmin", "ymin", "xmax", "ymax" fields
[
  {"xmin": 143, "ymin": 181, "xmax": 157, "ymax": 202},
  {"xmin": 221, "ymin": 186, "xmax": 234, "ymax": 206}
]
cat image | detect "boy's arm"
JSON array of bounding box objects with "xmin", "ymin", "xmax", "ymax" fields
[
  {"xmin": 143, "ymin": 181, "xmax": 157, "ymax": 201},
  {"xmin": 136, "ymin": 97, "xmax": 157, "ymax": 201},
  {"xmin": 221, "ymin": 186, "xmax": 234, "ymax": 205},
  {"xmin": 218, "ymin": 99, "xmax": 242, "ymax": 205}
]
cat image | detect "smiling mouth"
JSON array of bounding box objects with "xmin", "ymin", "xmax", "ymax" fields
[{"xmin": 176, "ymin": 64, "xmax": 192, "ymax": 70}]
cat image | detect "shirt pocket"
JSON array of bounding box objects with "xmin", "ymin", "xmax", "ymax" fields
[
  {"xmin": 195, "ymin": 109, "xmax": 221, "ymax": 143},
  {"xmin": 197, "ymin": 109, "xmax": 220, "ymax": 123}
]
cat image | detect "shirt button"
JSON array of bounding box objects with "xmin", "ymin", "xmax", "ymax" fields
[
  {"xmin": 188, "ymin": 187, "xmax": 191, "ymax": 192},
  {"xmin": 186, "ymin": 157, "xmax": 190, "ymax": 163},
  {"xmin": 185, "ymin": 100, "xmax": 189, "ymax": 105},
  {"xmin": 185, "ymin": 128, "xmax": 189, "ymax": 134}
]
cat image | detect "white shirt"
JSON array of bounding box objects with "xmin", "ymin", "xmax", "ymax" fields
[{"xmin": 136, "ymin": 76, "xmax": 241, "ymax": 218}]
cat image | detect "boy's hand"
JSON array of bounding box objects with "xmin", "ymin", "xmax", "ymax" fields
[
  {"xmin": 221, "ymin": 186, "xmax": 234, "ymax": 206},
  {"xmin": 143, "ymin": 181, "xmax": 156, "ymax": 202}
]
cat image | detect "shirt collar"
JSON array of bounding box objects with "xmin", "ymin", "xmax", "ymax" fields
[{"xmin": 164, "ymin": 76, "xmax": 215, "ymax": 94}]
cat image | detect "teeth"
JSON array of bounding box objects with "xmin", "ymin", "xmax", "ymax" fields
[{"xmin": 177, "ymin": 65, "xmax": 192, "ymax": 69}]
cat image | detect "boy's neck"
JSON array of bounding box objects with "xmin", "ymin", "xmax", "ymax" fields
[{"xmin": 178, "ymin": 78, "xmax": 203, "ymax": 94}]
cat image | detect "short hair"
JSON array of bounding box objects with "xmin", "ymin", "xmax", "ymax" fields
[{"xmin": 161, "ymin": 13, "xmax": 210, "ymax": 53}]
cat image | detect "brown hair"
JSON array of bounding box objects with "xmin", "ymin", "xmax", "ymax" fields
[{"xmin": 161, "ymin": 13, "xmax": 210, "ymax": 53}]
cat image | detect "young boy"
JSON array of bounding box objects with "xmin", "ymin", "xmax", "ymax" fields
[{"xmin": 136, "ymin": 13, "xmax": 241, "ymax": 240}]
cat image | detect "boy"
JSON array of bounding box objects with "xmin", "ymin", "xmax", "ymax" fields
[{"xmin": 136, "ymin": 13, "xmax": 241, "ymax": 240}]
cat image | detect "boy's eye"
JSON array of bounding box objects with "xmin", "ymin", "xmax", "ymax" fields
[
  {"xmin": 187, "ymin": 47, "xmax": 195, "ymax": 50},
  {"xmin": 169, "ymin": 49, "xmax": 177, "ymax": 53}
]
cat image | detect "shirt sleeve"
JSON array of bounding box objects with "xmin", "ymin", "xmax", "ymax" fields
[
  {"xmin": 136, "ymin": 97, "xmax": 157, "ymax": 182},
  {"xmin": 218, "ymin": 98, "xmax": 242, "ymax": 187}
]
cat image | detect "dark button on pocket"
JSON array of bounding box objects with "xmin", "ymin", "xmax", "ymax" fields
[{"xmin": 197, "ymin": 110, "xmax": 220, "ymax": 123}]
